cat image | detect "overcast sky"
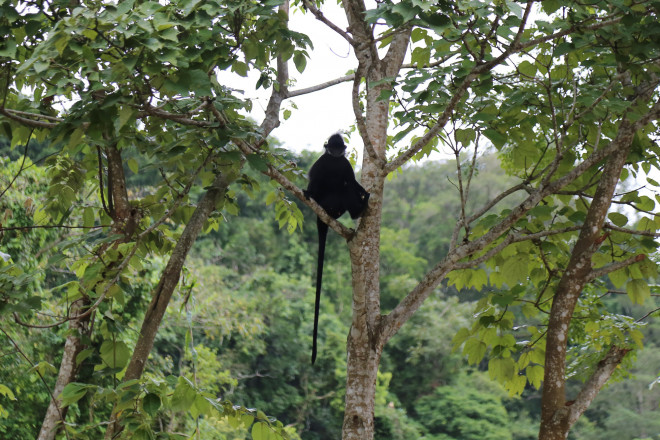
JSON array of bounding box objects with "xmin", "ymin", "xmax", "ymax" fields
[{"xmin": 220, "ymin": 3, "xmax": 362, "ymax": 155}]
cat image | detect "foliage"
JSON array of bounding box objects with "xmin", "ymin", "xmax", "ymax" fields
[
  {"xmin": 414, "ymin": 372, "xmax": 512, "ymax": 440},
  {"xmin": 2, "ymin": 0, "xmax": 660, "ymax": 438}
]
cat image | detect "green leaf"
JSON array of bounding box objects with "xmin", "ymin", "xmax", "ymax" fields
[
  {"xmin": 0, "ymin": 384, "xmax": 16, "ymax": 401},
  {"xmin": 518, "ymin": 60, "xmax": 536, "ymax": 77},
  {"xmin": 488, "ymin": 357, "xmax": 515, "ymax": 382},
  {"xmin": 526, "ymin": 364, "xmax": 544, "ymax": 389},
  {"xmin": 83, "ymin": 207, "xmax": 95, "ymax": 228},
  {"xmin": 505, "ymin": 373, "xmax": 527, "ymax": 397},
  {"xmin": 293, "ymin": 52, "xmax": 307, "ymax": 73},
  {"xmin": 246, "ymin": 154, "xmax": 268, "ymax": 172},
  {"xmin": 626, "ymin": 279, "xmax": 650, "ymax": 304},
  {"xmin": 33, "ymin": 361, "xmax": 57, "ymax": 376},
  {"xmin": 127, "ymin": 158, "xmax": 139, "ymax": 175},
  {"xmin": 118, "ymin": 106, "xmax": 135, "ymax": 129},
  {"xmin": 452, "ymin": 327, "xmax": 471, "ymax": 350},
  {"xmin": 471, "ymin": 268, "xmax": 488, "ymax": 290},
  {"xmin": 483, "ymin": 129, "xmax": 507, "ymax": 148},
  {"xmin": 171, "ymin": 376, "xmax": 197, "ymax": 411},
  {"xmin": 500, "ymin": 255, "xmax": 528, "ymax": 284},
  {"xmin": 463, "ymin": 339, "xmax": 487, "ymax": 364},
  {"xmin": 629, "ymin": 329, "xmax": 644, "ymax": 349},
  {"xmin": 232, "ymin": 61, "xmax": 248, "ymax": 77},
  {"xmin": 99, "ymin": 340, "xmax": 131, "ymax": 370},
  {"xmin": 446, "ymin": 269, "xmax": 471, "ymax": 290},
  {"xmin": 191, "ymin": 394, "xmax": 212, "ymax": 418},
  {"xmin": 180, "ymin": 69, "xmax": 212, "ymax": 96},
  {"xmin": 454, "ymin": 128, "xmax": 475, "ymax": 147},
  {"xmin": 60, "ymin": 383, "xmax": 91, "ymax": 407},
  {"xmin": 143, "ymin": 393, "xmax": 161, "ymax": 417},
  {"xmin": 0, "ymin": 40, "xmax": 17, "ymax": 58},
  {"xmin": 608, "ymin": 267, "xmax": 627, "ymax": 288},
  {"xmin": 242, "ymin": 413, "xmax": 255, "ymax": 428},
  {"xmin": 76, "ymin": 348, "xmax": 94, "ymax": 366},
  {"xmin": 608, "ymin": 212, "xmax": 628, "ymax": 227},
  {"xmin": 252, "ymin": 421, "xmax": 271, "ymax": 440}
]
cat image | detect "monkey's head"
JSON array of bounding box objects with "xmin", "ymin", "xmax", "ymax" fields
[{"xmin": 325, "ymin": 134, "xmax": 346, "ymax": 158}]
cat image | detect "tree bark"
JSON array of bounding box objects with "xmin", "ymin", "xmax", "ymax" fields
[
  {"xmin": 340, "ymin": 1, "xmax": 410, "ymax": 438},
  {"xmin": 538, "ymin": 117, "xmax": 638, "ymax": 440},
  {"xmin": 104, "ymin": 167, "xmax": 239, "ymax": 439},
  {"xmin": 37, "ymin": 299, "xmax": 91, "ymax": 440}
]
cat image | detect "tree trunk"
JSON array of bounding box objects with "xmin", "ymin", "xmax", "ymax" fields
[
  {"xmin": 539, "ymin": 117, "xmax": 637, "ymax": 440},
  {"xmin": 339, "ymin": 1, "xmax": 410, "ymax": 437},
  {"xmin": 104, "ymin": 168, "xmax": 239, "ymax": 439},
  {"xmin": 37, "ymin": 299, "xmax": 90, "ymax": 440},
  {"xmin": 342, "ymin": 331, "xmax": 381, "ymax": 440}
]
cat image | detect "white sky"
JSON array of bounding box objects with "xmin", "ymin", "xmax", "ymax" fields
[{"xmin": 220, "ymin": 2, "xmax": 363, "ymax": 154}]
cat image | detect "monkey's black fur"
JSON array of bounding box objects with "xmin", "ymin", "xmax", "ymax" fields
[{"xmin": 304, "ymin": 134, "xmax": 370, "ymax": 364}]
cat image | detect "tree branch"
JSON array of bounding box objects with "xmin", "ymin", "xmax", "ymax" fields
[
  {"xmin": 385, "ymin": 3, "xmax": 627, "ymax": 173},
  {"xmin": 587, "ymin": 254, "xmax": 645, "ymax": 282},
  {"xmin": 565, "ymin": 346, "xmax": 630, "ymax": 428},
  {"xmin": 0, "ymin": 107, "xmax": 58, "ymax": 128},
  {"xmin": 0, "ymin": 128, "xmax": 33, "ymax": 200},
  {"xmin": 301, "ymin": 0, "xmax": 353, "ymax": 45},
  {"xmin": 381, "ymin": 96, "xmax": 660, "ymax": 345},
  {"xmin": 287, "ymin": 74, "xmax": 354, "ymax": 98}
]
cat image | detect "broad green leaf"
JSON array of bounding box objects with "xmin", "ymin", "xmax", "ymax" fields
[
  {"xmin": 127, "ymin": 158, "xmax": 139, "ymax": 175},
  {"xmin": 99, "ymin": 340, "xmax": 131, "ymax": 370},
  {"xmin": 293, "ymin": 52, "xmax": 307, "ymax": 73},
  {"xmin": 483, "ymin": 129, "xmax": 507, "ymax": 148},
  {"xmin": 626, "ymin": 279, "xmax": 650, "ymax": 304},
  {"xmin": 488, "ymin": 357, "xmax": 515, "ymax": 382},
  {"xmin": 608, "ymin": 212, "xmax": 628, "ymax": 227},
  {"xmin": 33, "ymin": 361, "xmax": 57, "ymax": 376},
  {"xmin": 0, "ymin": 385, "xmax": 16, "ymax": 401},
  {"xmin": 500, "ymin": 255, "xmax": 528, "ymax": 284},
  {"xmin": 447, "ymin": 269, "xmax": 471, "ymax": 290},
  {"xmin": 242, "ymin": 413, "xmax": 255, "ymax": 428},
  {"xmin": 518, "ymin": 60, "xmax": 536, "ymax": 77},
  {"xmin": 265, "ymin": 191, "xmax": 278, "ymax": 206},
  {"xmin": 454, "ymin": 128, "xmax": 475, "ymax": 147},
  {"xmin": 252, "ymin": 421, "xmax": 272, "ymax": 440},
  {"xmin": 83, "ymin": 207, "xmax": 95, "ymax": 228},
  {"xmin": 506, "ymin": 373, "xmax": 527, "ymax": 396},
  {"xmin": 463, "ymin": 339, "xmax": 487, "ymax": 364},
  {"xmin": 76, "ymin": 348, "xmax": 94, "ymax": 366},
  {"xmin": 171, "ymin": 377, "xmax": 197, "ymax": 412},
  {"xmin": 143, "ymin": 393, "xmax": 161, "ymax": 417},
  {"xmin": 526, "ymin": 364, "xmax": 544, "ymax": 389},
  {"xmin": 191, "ymin": 394, "xmax": 212, "ymax": 418},
  {"xmin": 608, "ymin": 267, "xmax": 628, "ymax": 288},
  {"xmin": 452, "ymin": 327, "xmax": 471, "ymax": 350},
  {"xmin": 232, "ymin": 61, "xmax": 248, "ymax": 77},
  {"xmin": 530, "ymin": 347, "xmax": 545, "ymax": 365},
  {"xmin": 60, "ymin": 383, "xmax": 91, "ymax": 407},
  {"xmin": 247, "ymin": 154, "xmax": 268, "ymax": 172},
  {"xmin": 629, "ymin": 329, "xmax": 644, "ymax": 349}
]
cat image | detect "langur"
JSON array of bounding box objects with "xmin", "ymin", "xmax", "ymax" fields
[{"xmin": 304, "ymin": 134, "xmax": 370, "ymax": 364}]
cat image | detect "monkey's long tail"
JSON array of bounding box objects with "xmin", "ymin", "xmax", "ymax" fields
[{"xmin": 312, "ymin": 217, "xmax": 328, "ymax": 365}]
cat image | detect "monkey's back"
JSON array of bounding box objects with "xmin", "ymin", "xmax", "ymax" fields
[{"xmin": 307, "ymin": 154, "xmax": 356, "ymax": 219}]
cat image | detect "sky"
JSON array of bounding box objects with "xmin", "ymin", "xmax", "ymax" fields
[{"xmin": 220, "ymin": 2, "xmax": 364, "ymax": 155}]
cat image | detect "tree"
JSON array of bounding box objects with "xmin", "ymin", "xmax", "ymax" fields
[
  {"xmin": 2, "ymin": 1, "xmax": 660, "ymax": 440},
  {"xmin": 1, "ymin": 0, "xmax": 309, "ymax": 438}
]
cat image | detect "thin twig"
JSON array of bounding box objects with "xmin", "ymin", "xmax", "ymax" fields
[{"xmin": 0, "ymin": 128, "xmax": 33, "ymax": 200}]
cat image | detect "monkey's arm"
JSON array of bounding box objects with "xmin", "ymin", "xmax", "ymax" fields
[
  {"xmin": 304, "ymin": 161, "xmax": 322, "ymax": 200},
  {"xmin": 340, "ymin": 158, "xmax": 370, "ymax": 218}
]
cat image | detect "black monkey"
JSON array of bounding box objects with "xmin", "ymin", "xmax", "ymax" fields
[{"xmin": 304, "ymin": 134, "xmax": 370, "ymax": 364}]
